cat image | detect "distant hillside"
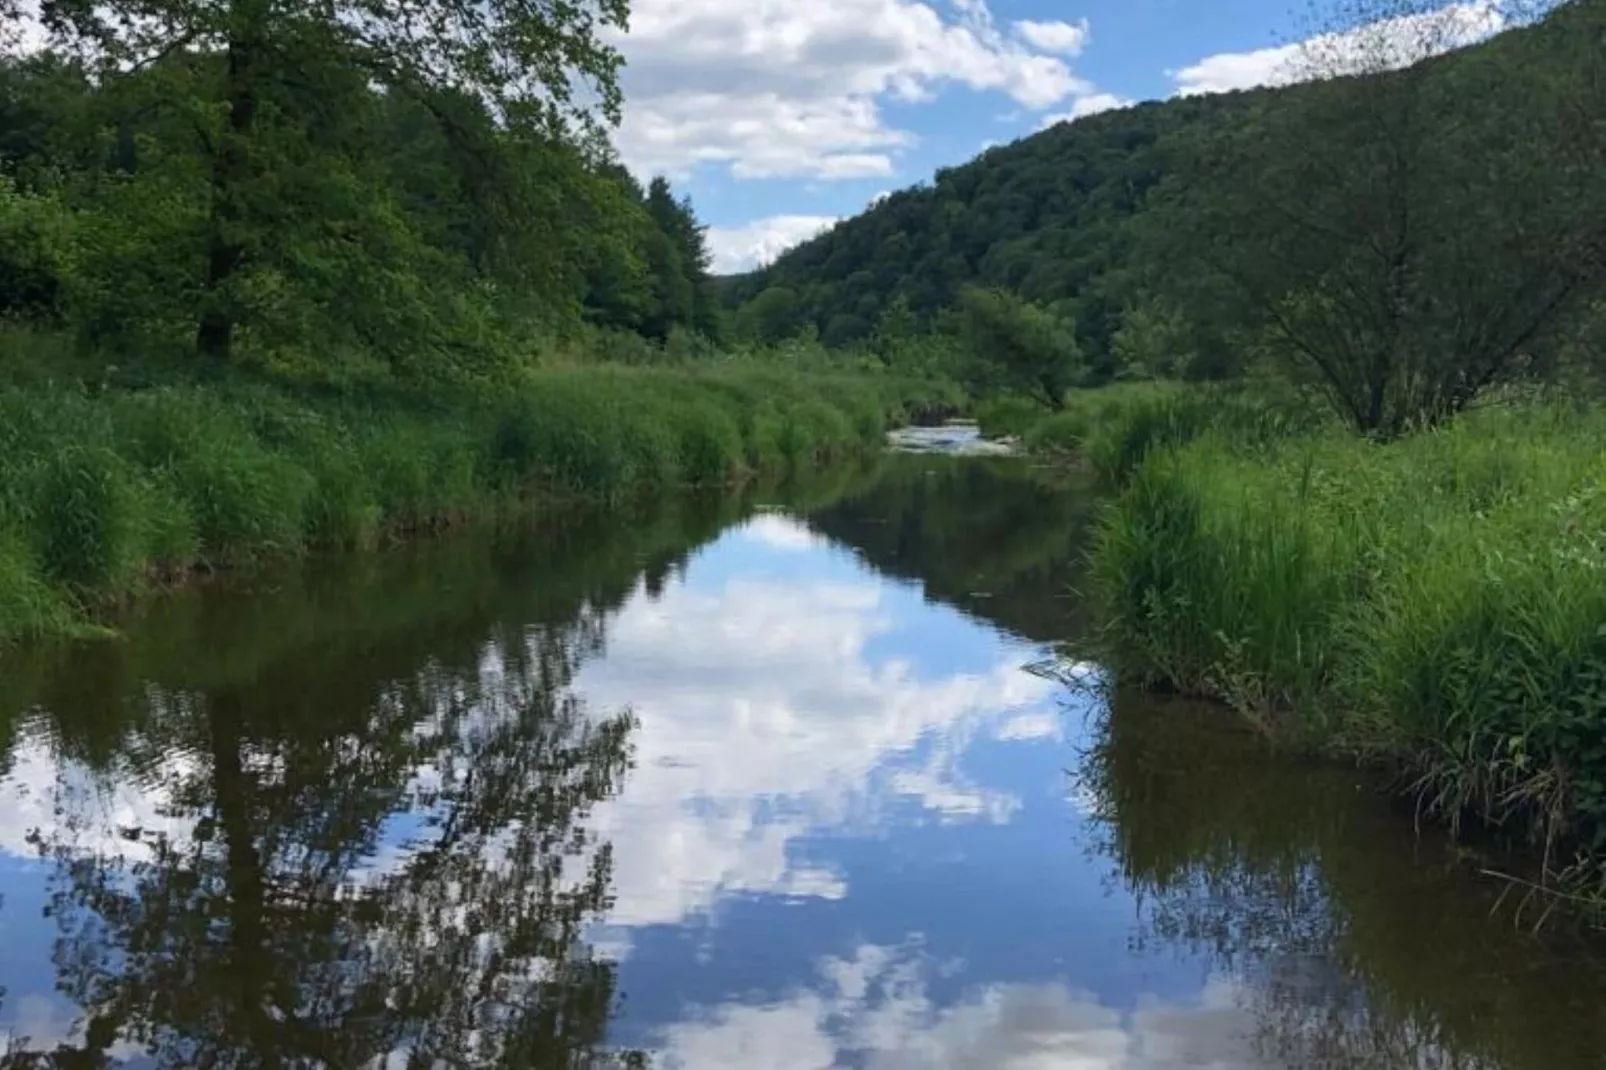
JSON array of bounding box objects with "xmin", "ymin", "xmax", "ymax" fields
[
  {"xmin": 720, "ymin": 92, "xmax": 1248, "ymax": 367},
  {"xmin": 721, "ymin": 3, "xmax": 1603, "ymax": 380}
]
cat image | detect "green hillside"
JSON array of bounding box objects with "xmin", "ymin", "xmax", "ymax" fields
[
  {"xmin": 721, "ymin": 93, "xmax": 1237, "ymax": 371},
  {"xmin": 723, "ymin": 1, "xmax": 1606, "ymax": 390}
]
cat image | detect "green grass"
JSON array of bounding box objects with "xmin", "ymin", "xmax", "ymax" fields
[
  {"xmin": 1090, "ymin": 401, "xmax": 1606, "ymax": 895},
  {"xmin": 0, "ymin": 365, "xmax": 952, "ymax": 646},
  {"xmin": 987, "ymin": 380, "xmax": 1329, "ymax": 484}
]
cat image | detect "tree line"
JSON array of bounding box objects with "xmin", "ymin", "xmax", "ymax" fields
[
  {"xmin": 725, "ymin": 0, "xmax": 1606, "ymax": 435},
  {"xmin": 0, "ymin": 0, "xmax": 722, "ymax": 386}
]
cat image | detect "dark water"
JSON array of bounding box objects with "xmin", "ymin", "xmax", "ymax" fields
[{"xmin": 1, "ymin": 456, "xmax": 1604, "ymax": 1068}]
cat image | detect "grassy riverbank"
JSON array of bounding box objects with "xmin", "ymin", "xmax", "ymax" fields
[
  {"xmin": 0, "ymin": 365, "xmax": 959, "ymax": 645},
  {"xmin": 1064, "ymin": 387, "xmax": 1606, "ymax": 900}
]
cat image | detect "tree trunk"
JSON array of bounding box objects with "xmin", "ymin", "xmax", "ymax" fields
[
  {"xmin": 196, "ymin": 24, "xmax": 259, "ymax": 361},
  {"xmin": 208, "ymin": 694, "xmax": 278, "ymax": 1063}
]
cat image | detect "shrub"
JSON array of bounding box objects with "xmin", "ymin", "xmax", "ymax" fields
[
  {"xmin": 1022, "ymin": 410, "xmax": 1093, "ymax": 455},
  {"xmin": 974, "ymin": 396, "xmax": 1044, "ymax": 439}
]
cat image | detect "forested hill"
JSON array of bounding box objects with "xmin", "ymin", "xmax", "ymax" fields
[
  {"xmin": 720, "ymin": 2, "xmax": 1602, "ymax": 378},
  {"xmin": 720, "ymin": 91, "xmax": 1246, "ymax": 361}
]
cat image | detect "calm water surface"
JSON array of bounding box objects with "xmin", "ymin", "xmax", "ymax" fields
[{"xmin": 1, "ymin": 455, "xmax": 1604, "ymax": 1068}]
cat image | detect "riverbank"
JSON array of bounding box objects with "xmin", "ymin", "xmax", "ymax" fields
[
  {"xmin": 0, "ymin": 365, "xmax": 961, "ymax": 645},
  {"xmin": 1035, "ymin": 383, "xmax": 1606, "ymax": 905}
]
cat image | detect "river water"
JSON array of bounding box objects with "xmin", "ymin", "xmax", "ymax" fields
[{"xmin": 1, "ymin": 450, "xmax": 1604, "ymax": 1068}]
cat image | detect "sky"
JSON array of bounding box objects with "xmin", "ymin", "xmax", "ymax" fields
[
  {"xmin": 615, "ymin": 0, "xmax": 1312, "ymax": 272},
  {"xmin": 603, "ymin": 0, "xmax": 1510, "ymax": 271},
  {"xmin": 3, "ymin": 0, "xmax": 1512, "ymax": 273}
]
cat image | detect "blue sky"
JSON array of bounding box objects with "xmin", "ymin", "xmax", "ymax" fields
[
  {"xmin": 600, "ymin": 0, "xmax": 1506, "ymax": 270},
  {"xmin": 616, "ymin": 0, "xmax": 1306, "ymax": 271},
  {"xmin": 4, "ymin": 0, "xmax": 1509, "ymax": 272}
]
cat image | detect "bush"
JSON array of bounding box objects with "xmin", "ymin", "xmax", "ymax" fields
[
  {"xmin": 780, "ymin": 400, "xmax": 854, "ymax": 464},
  {"xmin": 1022, "ymin": 410, "xmax": 1093, "ymax": 454},
  {"xmin": 974, "ymin": 396, "xmax": 1044, "ymax": 439}
]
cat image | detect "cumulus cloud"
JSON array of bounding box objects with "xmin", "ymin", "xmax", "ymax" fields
[
  {"xmin": 1036, "ymin": 92, "xmax": 1132, "ymax": 128},
  {"xmin": 0, "ymin": 728, "xmax": 198, "ymax": 863},
  {"xmin": 740, "ymin": 514, "xmax": 835, "ymax": 552},
  {"xmin": 573, "ymin": 523, "xmax": 1062, "ymax": 929},
  {"xmin": 652, "ymin": 941, "xmax": 1275, "ymax": 1069},
  {"xmin": 1011, "ymin": 18, "xmax": 1091, "ymax": 55},
  {"xmin": 1, "ymin": 1, "xmax": 46, "ymax": 56},
  {"xmin": 613, "ymin": 0, "xmax": 1104, "ymax": 180},
  {"xmin": 706, "ymin": 215, "xmax": 840, "ymax": 274},
  {"xmin": 1170, "ymin": 0, "xmax": 1510, "ymax": 96}
]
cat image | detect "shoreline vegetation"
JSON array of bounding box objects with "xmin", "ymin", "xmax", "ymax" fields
[
  {"xmin": 991, "ymin": 382, "xmax": 1606, "ymax": 911},
  {"xmin": 0, "ymin": 0, "xmax": 967, "ymax": 649},
  {"xmin": 0, "ymin": 356, "xmax": 961, "ymax": 646}
]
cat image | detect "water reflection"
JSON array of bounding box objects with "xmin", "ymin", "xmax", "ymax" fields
[
  {"xmin": 0, "ymin": 458, "xmax": 1604, "ymax": 1069},
  {"xmin": 1080, "ymin": 695, "xmax": 1606, "ymax": 1070},
  {"xmin": 3, "ymin": 598, "xmax": 645, "ymax": 1066}
]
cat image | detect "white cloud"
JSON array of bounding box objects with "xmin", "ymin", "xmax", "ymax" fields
[
  {"xmin": 1170, "ymin": 0, "xmax": 1510, "ymax": 96},
  {"xmin": 1, "ymin": 1, "xmax": 47, "ymax": 56},
  {"xmin": 1036, "ymin": 92, "xmax": 1132, "ymax": 128},
  {"xmin": 573, "ymin": 535, "xmax": 1063, "ymax": 930},
  {"xmin": 1011, "ymin": 18, "xmax": 1091, "ymax": 55},
  {"xmin": 613, "ymin": 0, "xmax": 1099, "ymax": 180},
  {"xmin": 740, "ymin": 514, "xmax": 834, "ymax": 552},
  {"xmin": 0, "ymin": 727, "xmax": 199, "ymax": 863},
  {"xmin": 652, "ymin": 942, "xmax": 1279, "ymax": 1069},
  {"xmin": 706, "ymin": 214, "xmax": 840, "ymax": 274},
  {"xmin": 995, "ymin": 710, "xmax": 1063, "ymax": 742}
]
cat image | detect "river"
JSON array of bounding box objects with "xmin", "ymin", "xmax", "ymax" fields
[{"xmin": 0, "ymin": 447, "xmax": 1603, "ymax": 1068}]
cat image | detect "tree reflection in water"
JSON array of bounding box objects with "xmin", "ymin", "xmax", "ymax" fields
[
  {"xmin": 1076, "ymin": 690, "xmax": 1606, "ymax": 1070},
  {"xmin": 2, "ymin": 530, "xmax": 664, "ymax": 1068}
]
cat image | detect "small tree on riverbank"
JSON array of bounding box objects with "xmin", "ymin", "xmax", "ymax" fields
[{"xmin": 956, "ymin": 286, "xmax": 1083, "ymax": 410}]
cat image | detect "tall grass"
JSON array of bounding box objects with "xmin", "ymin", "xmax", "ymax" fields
[
  {"xmin": 0, "ymin": 365, "xmax": 952, "ymax": 645},
  {"xmin": 986, "ymin": 380, "xmax": 1329, "ymax": 484},
  {"xmin": 1090, "ymin": 402, "xmax": 1606, "ymax": 894}
]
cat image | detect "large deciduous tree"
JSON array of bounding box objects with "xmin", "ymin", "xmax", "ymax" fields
[
  {"xmin": 1179, "ymin": 0, "xmax": 1606, "ymax": 436},
  {"xmin": 35, "ymin": 0, "xmax": 632, "ymax": 362}
]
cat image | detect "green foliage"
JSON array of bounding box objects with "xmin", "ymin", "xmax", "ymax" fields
[
  {"xmin": 0, "ymin": 36, "xmax": 727, "ymax": 379},
  {"xmin": 1090, "ymin": 401, "xmax": 1606, "ymax": 888},
  {"xmin": 995, "ymin": 380, "xmax": 1326, "ymax": 484},
  {"xmin": 0, "ymin": 535, "xmax": 74, "ymax": 640},
  {"xmin": 956, "ymin": 286, "xmax": 1083, "ymax": 409},
  {"xmin": 726, "ymin": 4, "xmax": 1606, "ymax": 429},
  {"xmin": 0, "ymin": 367, "xmax": 949, "ymax": 644},
  {"xmin": 34, "ymin": 445, "xmax": 145, "ymax": 594},
  {"xmin": 1139, "ymin": 1, "xmax": 1606, "ymax": 434},
  {"xmin": 1110, "ymin": 300, "xmax": 1196, "ymax": 380},
  {"xmin": 973, "ymin": 397, "xmax": 1042, "ymax": 439},
  {"xmin": 0, "ymin": 175, "xmax": 74, "ymax": 323},
  {"xmin": 721, "ymin": 99, "xmax": 1213, "ymax": 370},
  {"xmin": 1022, "ymin": 410, "xmax": 1092, "ymax": 455}
]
